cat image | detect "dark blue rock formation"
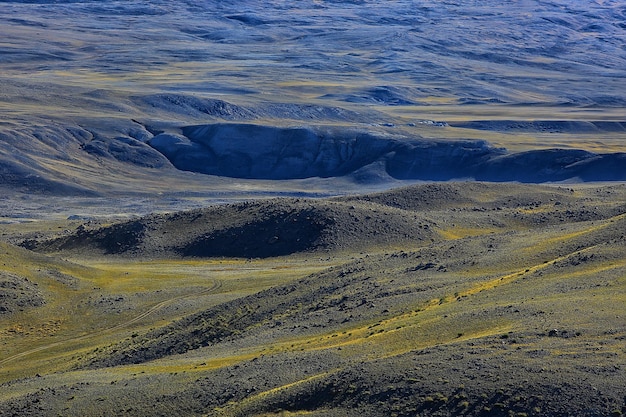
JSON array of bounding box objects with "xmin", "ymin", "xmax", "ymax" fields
[{"xmin": 148, "ymin": 123, "xmax": 626, "ymax": 183}]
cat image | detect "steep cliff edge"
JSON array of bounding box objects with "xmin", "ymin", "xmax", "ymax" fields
[{"xmin": 148, "ymin": 123, "xmax": 626, "ymax": 183}]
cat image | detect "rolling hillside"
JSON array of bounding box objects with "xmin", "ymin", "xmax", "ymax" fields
[{"xmin": 1, "ymin": 183, "xmax": 625, "ymax": 416}]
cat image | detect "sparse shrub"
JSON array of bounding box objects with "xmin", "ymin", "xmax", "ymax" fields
[{"xmin": 434, "ymin": 392, "xmax": 448, "ymax": 403}]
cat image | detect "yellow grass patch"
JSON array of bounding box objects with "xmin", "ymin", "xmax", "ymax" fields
[
  {"xmin": 437, "ymin": 226, "xmax": 499, "ymax": 240},
  {"xmin": 213, "ymin": 370, "xmax": 336, "ymax": 417}
]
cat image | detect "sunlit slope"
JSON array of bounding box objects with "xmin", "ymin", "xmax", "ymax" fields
[
  {"xmin": 0, "ymin": 241, "xmax": 106, "ymax": 379},
  {"xmin": 81, "ymin": 207, "xmax": 626, "ymax": 368},
  {"xmin": 0, "ymin": 241, "xmax": 333, "ymax": 384},
  {"xmin": 1, "ymin": 183, "xmax": 624, "ymax": 416}
]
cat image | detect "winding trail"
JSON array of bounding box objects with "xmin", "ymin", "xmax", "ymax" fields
[{"xmin": 0, "ymin": 280, "xmax": 222, "ymax": 367}]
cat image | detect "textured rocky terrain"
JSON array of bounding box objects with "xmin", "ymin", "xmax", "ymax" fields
[
  {"xmin": 0, "ymin": 272, "xmax": 45, "ymax": 315},
  {"xmin": 1, "ymin": 1, "xmax": 626, "ymax": 416},
  {"xmin": 1, "ymin": 183, "xmax": 625, "ymax": 416},
  {"xmin": 150, "ymin": 123, "xmax": 626, "ymax": 182}
]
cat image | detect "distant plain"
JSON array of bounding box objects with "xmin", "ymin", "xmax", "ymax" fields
[{"xmin": 1, "ymin": 0, "xmax": 626, "ymax": 200}]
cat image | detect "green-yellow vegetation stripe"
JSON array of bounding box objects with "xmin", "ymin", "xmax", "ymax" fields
[
  {"xmin": 254, "ymin": 239, "xmax": 618, "ymax": 361},
  {"xmin": 0, "ymin": 280, "xmax": 221, "ymax": 367},
  {"xmin": 248, "ymin": 272, "xmax": 518, "ymax": 358},
  {"xmin": 557, "ymin": 259, "xmax": 626, "ymax": 280},
  {"xmin": 249, "ymin": 411, "xmax": 323, "ymax": 417},
  {"xmin": 100, "ymin": 351, "xmax": 263, "ymax": 377},
  {"xmin": 527, "ymin": 212, "xmax": 626, "ymax": 253},
  {"xmin": 437, "ymin": 226, "xmax": 500, "ymax": 240},
  {"xmin": 212, "ymin": 369, "xmax": 338, "ymax": 417}
]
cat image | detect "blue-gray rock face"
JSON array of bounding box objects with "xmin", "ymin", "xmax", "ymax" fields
[{"xmin": 148, "ymin": 123, "xmax": 626, "ymax": 183}]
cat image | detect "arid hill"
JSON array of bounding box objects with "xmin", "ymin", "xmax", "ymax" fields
[
  {"xmin": 2, "ymin": 182, "xmax": 624, "ymax": 416},
  {"xmin": 22, "ymin": 198, "xmax": 436, "ymax": 258},
  {"xmin": 23, "ymin": 182, "xmax": 623, "ymax": 260}
]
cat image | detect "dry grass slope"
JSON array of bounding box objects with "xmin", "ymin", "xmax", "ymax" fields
[{"xmin": 1, "ymin": 182, "xmax": 625, "ymax": 417}]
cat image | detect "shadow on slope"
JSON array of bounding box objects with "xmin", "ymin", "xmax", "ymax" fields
[
  {"xmin": 23, "ymin": 197, "xmax": 436, "ymax": 259},
  {"xmin": 0, "ymin": 158, "xmax": 96, "ymax": 196},
  {"xmin": 148, "ymin": 122, "xmax": 626, "ymax": 183},
  {"xmin": 76, "ymin": 206, "xmax": 626, "ymax": 416},
  {"xmin": 24, "ymin": 182, "xmax": 625, "ymax": 260},
  {"xmin": 21, "ymin": 220, "xmax": 146, "ymax": 256},
  {"xmin": 4, "ymin": 184, "xmax": 626, "ymax": 416},
  {"xmin": 79, "ymin": 189, "xmax": 626, "ymax": 369},
  {"xmin": 177, "ymin": 209, "xmax": 331, "ymax": 258},
  {"xmin": 450, "ymin": 120, "xmax": 626, "ymax": 133}
]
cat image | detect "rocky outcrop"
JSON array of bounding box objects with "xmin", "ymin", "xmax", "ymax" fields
[
  {"xmin": 148, "ymin": 123, "xmax": 626, "ymax": 182},
  {"xmin": 150, "ymin": 124, "xmax": 403, "ymax": 180},
  {"xmin": 0, "ymin": 272, "xmax": 45, "ymax": 314},
  {"xmin": 24, "ymin": 197, "xmax": 437, "ymax": 259},
  {"xmin": 450, "ymin": 120, "xmax": 626, "ymax": 133}
]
